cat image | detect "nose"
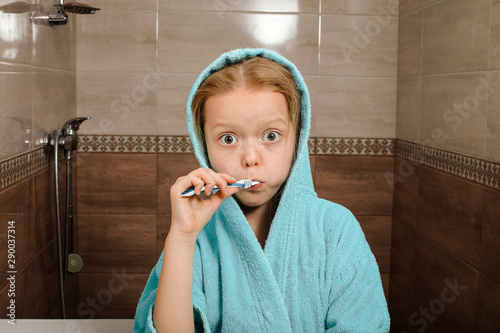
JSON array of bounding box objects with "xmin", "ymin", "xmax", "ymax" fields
[{"xmin": 241, "ymin": 141, "xmax": 260, "ymax": 167}]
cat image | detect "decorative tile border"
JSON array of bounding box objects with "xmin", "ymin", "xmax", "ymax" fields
[
  {"xmin": 0, "ymin": 148, "xmax": 49, "ymax": 190},
  {"xmin": 2, "ymin": 137, "xmax": 498, "ymax": 191},
  {"xmin": 78, "ymin": 135, "xmax": 157, "ymax": 153},
  {"xmin": 396, "ymin": 139, "xmax": 500, "ymax": 190},
  {"xmin": 158, "ymin": 136, "xmax": 193, "ymax": 153},
  {"xmin": 308, "ymin": 138, "xmax": 317, "ymax": 155},
  {"xmin": 79, "ymin": 135, "xmax": 395, "ymax": 156},
  {"xmin": 316, "ymin": 138, "xmax": 395, "ymax": 155}
]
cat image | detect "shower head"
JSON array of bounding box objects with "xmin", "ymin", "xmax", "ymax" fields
[
  {"xmin": 54, "ymin": 2, "xmax": 100, "ymax": 14},
  {"xmin": 32, "ymin": 1, "xmax": 99, "ymax": 26}
]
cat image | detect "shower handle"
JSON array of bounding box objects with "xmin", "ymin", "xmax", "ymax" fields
[
  {"xmin": 42, "ymin": 117, "xmax": 90, "ymax": 154},
  {"xmin": 61, "ymin": 117, "xmax": 91, "ymax": 151},
  {"xmin": 63, "ymin": 116, "xmax": 91, "ymax": 134}
]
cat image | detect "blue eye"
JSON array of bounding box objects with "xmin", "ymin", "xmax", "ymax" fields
[
  {"xmin": 264, "ymin": 131, "xmax": 280, "ymax": 142},
  {"xmin": 219, "ymin": 134, "xmax": 237, "ymax": 145}
]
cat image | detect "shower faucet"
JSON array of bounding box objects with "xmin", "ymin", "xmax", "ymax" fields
[
  {"xmin": 61, "ymin": 116, "xmax": 91, "ymax": 151},
  {"xmin": 43, "ymin": 117, "xmax": 91, "ymax": 154},
  {"xmin": 63, "ymin": 116, "xmax": 90, "ymax": 134}
]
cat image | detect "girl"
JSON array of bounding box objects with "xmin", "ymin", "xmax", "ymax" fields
[{"xmin": 134, "ymin": 48, "xmax": 390, "ymax": 332}]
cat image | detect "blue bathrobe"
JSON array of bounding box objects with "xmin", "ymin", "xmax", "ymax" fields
[{"xmin": 134, "ymin": 48, "xmax": 390, "ymax": 332}]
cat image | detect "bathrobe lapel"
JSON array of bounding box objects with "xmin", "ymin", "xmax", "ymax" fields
[{"xmin": 215, "ymin": 198, "xmax": 293, "ymax": 331}]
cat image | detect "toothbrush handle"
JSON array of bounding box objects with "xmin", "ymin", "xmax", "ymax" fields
[
  {"xmin": 181, "ymin": 185, "xmax": 219, "ymax": 197},
  {"xmin": 181, "ymin": 182, "xmax": 241, "ymax": 197}
]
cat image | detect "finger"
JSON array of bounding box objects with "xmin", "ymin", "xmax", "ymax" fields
[
  {"xmin": 204, "ymin": 169, "xmax": 232, "ymax": 196},
  {"xmin": 173, "ymin": 173, "xmax": 206, "ymax": 197},
  {"xmin": 187, "ymin": 168, "xmax": 216, "ymax": 196},
  {"xmin": 198, "ymin": 169, "xmax": 219, "ymax": 195},
  {"xmin": 226, "ymin": 186, "xmax": 240, "ymax": 196},
  {"xmin": 186, "ymin": 175, "xmax": 205, "ymax": 196},
  {"xmin": 211, "ymin": 171, "xmax": 239, "ymax": 196},
  {"xmin": 196, "ymin": 191, "xmax": 214, "ymax": 200},
  {"xmin": 220, "ymin": 173, "xmax": 238, "ymax": 183},
  {"xmin": 223, "ymin": 174, "xmax": 239, "ymax": 196},
  {"xmin": 174, "ymin": 169, "xmax": 235, "ymax": 197}
]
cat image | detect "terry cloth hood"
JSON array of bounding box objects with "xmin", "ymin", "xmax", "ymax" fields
[
  {"xmin": 134, "ymin": 48, "xmax": 390, "ymax": 332},
  {"xmin": 187, "ymin": 48, "xmax": 315, "ymax": 197}
]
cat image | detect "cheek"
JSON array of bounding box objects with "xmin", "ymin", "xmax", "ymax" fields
[
  {"xmin": 280, "ymin": 135, "xmax": 296, "ymax": 165},
  {"xmin": 206, "ymin": 140, "xmax": 224, "ymax": 171},
  {"xmin": 208, "ymin": 150, "xmax": 234, "ymax": 174},
  {"xmin": 271, "ymin": 150, "xmax": 285, "ymax": 165},
  {"xmin": 270, "ymin": 146, "xmax": 294, "ymax": 175}
]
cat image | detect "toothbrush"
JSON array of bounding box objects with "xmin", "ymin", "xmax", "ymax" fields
[{"xmin": 181, "ymin": 179, "xmax": 260, "ymax": 197}]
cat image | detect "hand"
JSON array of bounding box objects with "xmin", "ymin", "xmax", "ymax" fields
[{"xmin": 169, "ymin": 168, "xmax": 240, "ymax": 240}]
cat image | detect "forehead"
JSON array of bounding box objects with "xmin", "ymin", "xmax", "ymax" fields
[{"xmin": 204, "ymin": 88, "xmax": 290, "ymax": 128}]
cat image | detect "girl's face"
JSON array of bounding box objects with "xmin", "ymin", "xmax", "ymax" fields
[{"xmin": 204, "ymin": 87, "xmax": 296, "ymax": 208}]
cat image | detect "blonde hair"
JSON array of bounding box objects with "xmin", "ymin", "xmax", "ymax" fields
[{"xmin": 191, "ymin": 56, "xmax": 301, "ymax": 149}]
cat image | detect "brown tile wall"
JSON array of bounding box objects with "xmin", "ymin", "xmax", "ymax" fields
[
  {"xmin": 74, "ymin": 152, "xmax": 393, "ymax": 318},
  {"xmin": 392, "ymin": 0, "xmax": 500, "ymax": 331},
  {"xmin": 315, "ymin": 155, "xmax": 394, "ymax": 297},
  {"xmin": 3, "ymin": 146, "xmax": 497, "ymax": 327},
  {"xmin": 0, "ymin": 159, "xmax": 77, "ymax": 319},
  {"xmin": 389, "ymin": 157, "xmax": 500, "ymax": 332}
]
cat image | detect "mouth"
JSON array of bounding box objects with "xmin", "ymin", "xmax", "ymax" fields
[{"xmin": 247, "ymin": 181, "xmax": 263, "ymax": 190}]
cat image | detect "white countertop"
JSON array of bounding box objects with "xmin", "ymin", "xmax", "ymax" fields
[{"xmin": 0, "ymin": 319, "xmax": 134, "ymax": 333}]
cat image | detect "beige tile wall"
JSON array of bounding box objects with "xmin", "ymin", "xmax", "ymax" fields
[
  {"xmin": 76, "ymin": 0, "xmax": 398, "ymax": 139},
  {"xmin": 2, "ymin": 1, "xmax": 497, "ymax": 162},
  {"xmin": 0, "ymin": 1, "xmax": 79, "ymax": 320},
  {"xmin": 397, "ymin": 0, "xmax": 500, "ymax": 163},
  {"xmin": 0, "ymin": 0, "xmax": 77, "ymax": 160}
]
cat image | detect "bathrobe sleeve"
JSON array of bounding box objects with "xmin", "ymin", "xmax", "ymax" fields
[
  {"xmin": 323, "ymin": 206, "xmax": 390, "ymax": 332},
  {"xmin": 192, "ymin": 241, "xmax": 211, "ymax": 333},
  {"xmin": 134, "ymin": 245, "xmax": 211, "ymax": 333},
  {"xmin": 133, "ymin": 253, "xmax": 162, "ymax": 333}
]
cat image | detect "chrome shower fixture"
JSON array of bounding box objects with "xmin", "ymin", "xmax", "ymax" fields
[
  {"xmin": 43, "ymin": 116, "xmax": 90, "ymax": 154},
  {"xmin": 31, "ymin": 1, "xmax": 100, "ymax": 26},
  {"xmin": 54, "ymin": 1, "xmax": 100, "ymax": 14},
  {"xmin": 43, "ymin": 116, "xmax": 91, "ymax": 319},
  {"xmin": 31, "ymin": 11, "xmax": 68, "ymax": 25},
  {"xmin": 61, "ymin": 116, "xmax": 90, "ymax": 151}
]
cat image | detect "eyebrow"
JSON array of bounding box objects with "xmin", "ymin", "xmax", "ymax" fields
[{"xmin": 211, "ymin": 118, "xmax": 288, "ymax": 130}]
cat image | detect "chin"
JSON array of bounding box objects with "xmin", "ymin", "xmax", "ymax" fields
[
  {"xmin": 234, "ymin": 186, "xmax": 281, "ymax": 208},
  {"xmin": 233, "ymin": 192, "xmax": 269, "ymax": 208}
]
